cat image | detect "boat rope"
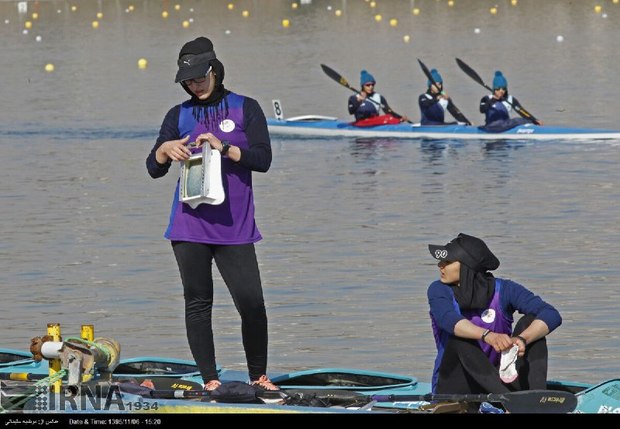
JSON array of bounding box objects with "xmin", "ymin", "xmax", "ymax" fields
[
  {"xmin": 64, "ymin": 337, "xmax": 111, "ymax": 361},
  {"xmin": 0, "ymin": 368, "xmax": 67, "ymax": 413}
]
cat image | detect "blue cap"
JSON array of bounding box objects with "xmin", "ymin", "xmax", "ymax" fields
[
  {"xmin": 427, "ymin": 68, "xmax": 443, "ymax": 87},
  {"xmin": 360, "ymin": 70, "xmax": 376, "ymax": 86},
  {"xmin": 493, "ymin": 71, "xmax": 508, "ymax": 89}
]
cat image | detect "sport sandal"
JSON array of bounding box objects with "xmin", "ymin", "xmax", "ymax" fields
[{"xmin": 250, "ymin": 375, "xmax": 280, "ymax": 391}]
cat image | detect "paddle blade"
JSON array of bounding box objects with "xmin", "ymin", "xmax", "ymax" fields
[
  {"xmin": 494, "ymin": 390, "xmax": 577, "ymax": 414},
  {"xmin": 455, "ymin": 58, "xmax": 489, "ymax": 91},
  {"xmin": 320, "ymin": 64, "xmax": 351, "ymax": 89},
  {"xmin": 417, "ymin": 58, "xmax": 433, "ymax": 83},
  {"xmin": 372, "ymin": 390, "xmax": 577, "ymax": 414}
]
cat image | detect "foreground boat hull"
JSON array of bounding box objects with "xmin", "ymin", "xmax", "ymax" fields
[
  {"xmin": 1, "ymin": 348, "xmax": 430, "ymax": 414},
  {"xmin": 267, "ymin": 117, "xmax": 620, "ymax": 141},
  {"xmin": 2, "ymin": 348, "xmax": 614, "ymax": 414}
]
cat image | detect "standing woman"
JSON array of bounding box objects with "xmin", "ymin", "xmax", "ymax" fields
[{"xmin": 146, "ymin": 37, "xmax": 277, "ymax": 391}]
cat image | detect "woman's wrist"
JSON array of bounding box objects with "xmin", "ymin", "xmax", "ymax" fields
[
  {"xmin": 220, "ymin": 141, "xmax": 231, "ymax": 155},
  {"xmin": 155, "ymin": 146, "xmax": 169, "ymax": 165},
  {"xmin": 481, "ymin": 329, "xmax": 491, "ymax": 342}
]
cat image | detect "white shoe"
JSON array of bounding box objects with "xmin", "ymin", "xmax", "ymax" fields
[{"xmin": 499, "ymin": 344, "xmax": 519, "ymax": 383}]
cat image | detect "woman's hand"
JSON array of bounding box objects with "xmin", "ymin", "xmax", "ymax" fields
[
  {"xmin": 195, "ymin": 132, "xmax": 223, "ymax": 151},
  {"xmin": 483, "ymin": 331, "xmax": 514, "ymax": 353},
  {"xmin": 156, "ymin": 135, "xmax": 191, "ymax": 163},
  {"xmin": 511, "ymin": 336, "xmax": 527, "ymax": 357}
]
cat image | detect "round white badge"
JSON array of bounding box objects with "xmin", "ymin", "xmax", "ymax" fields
[
  {"xmin": 481, "ymin": 308, "xmax": 496, "ymax": 324},
  {"xmin": 219, "ymin": 119, "xmax": 235, "ymax": 133}
]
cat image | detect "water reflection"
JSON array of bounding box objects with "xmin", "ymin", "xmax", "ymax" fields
[
  {"xmin": 349, "ymin": 137, "xmax": 402, "ymax": 161},
  {"xmin": 482, "ymin": 140, "xmax": 528, "ymax": 156},
  {"xmin": 419, "ymin": 140, "xmax": 448, "ymax": 165}
]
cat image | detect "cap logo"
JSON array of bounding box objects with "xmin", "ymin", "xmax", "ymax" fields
[
  {"xmin": 434, "ymin": 249, "xmax": 448, "ymax": 259},
  {"xmin": 177, "ymin": 51, "xmax": 216, "ymax": 68}
]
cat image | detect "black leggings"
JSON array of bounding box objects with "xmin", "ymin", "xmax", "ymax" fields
[
  {"xmin": 172, "ymin": 241, "xmax": 268, "ymax": 383},
  {"xmin": 435, "ymin": 314, "xmax": 548, "ymax": 394}
]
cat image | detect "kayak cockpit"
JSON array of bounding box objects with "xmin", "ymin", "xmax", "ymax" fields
[{"xmin": 272, "ymin": 368, "xmax": 418, "ymax": 391}]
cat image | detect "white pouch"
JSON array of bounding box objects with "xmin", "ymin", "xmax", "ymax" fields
[{"xmin": 179, "ymin": 148, "xmax": 225, "ymax": 208}]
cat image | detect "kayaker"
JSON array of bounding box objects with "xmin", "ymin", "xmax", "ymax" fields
[
  {"xmin": 480, "ymin": 71, "xmax": 543, "ymax": 132},
  {"xmin": 418, "ymin": 68, "xmax": 470, "ymax": 126},
  {"xmin": 426, "ymin": 233, "xmax": 562, "ymax": 397},
  {"xmin": 347, "ymin": 70, "xmax": 408, "ymax": 124},
  {"xmin": 146, "ymin": 36, "xmax": 278, "ymax": 392}
]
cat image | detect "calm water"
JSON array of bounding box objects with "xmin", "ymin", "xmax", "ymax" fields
[{"xmin": 1, "ymin": 0, "xmax": 619, "ymax": 386}]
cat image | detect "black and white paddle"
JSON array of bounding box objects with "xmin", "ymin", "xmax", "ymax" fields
[{"xmin": 370, "ymin": 389, "xmax": 577, "ymax": 414}]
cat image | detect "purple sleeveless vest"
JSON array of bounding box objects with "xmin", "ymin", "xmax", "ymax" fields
[
  {"xmin": 430, "ymin": 279, "xmax": 513, "ymax": 389},
  {"xmin": 164, "ymin": 92, "xmax": 262, "ymax": 245},
  {"xmin": 461, "ymin": 279, "xmax": 514, "ymax": 365}
]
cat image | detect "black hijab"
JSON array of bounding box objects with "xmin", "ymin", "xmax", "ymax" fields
[
  {"xmin": 451, "ymin": 265, "xmax": 495, "ymax": 310},
  {"xmin": 429, "ymin": 233, "xmax": 500, "ymax": 310}
]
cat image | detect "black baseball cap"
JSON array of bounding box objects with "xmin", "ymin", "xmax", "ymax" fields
[
  {"xmin": 175, "ymin": 37, "xmax": 217, "ymax": 83},
  {"xmin": 428, "ymin": 233, "xmax": 500, "ymax": 272}
]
